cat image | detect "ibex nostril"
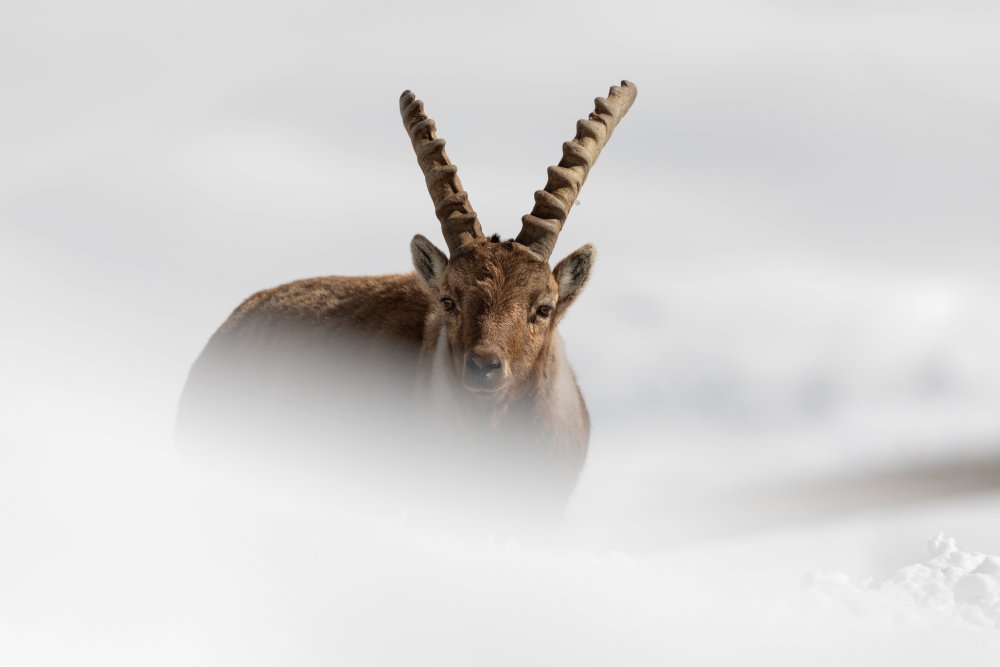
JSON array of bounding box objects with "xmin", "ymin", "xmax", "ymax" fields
[{"xmin": 467, "ymin": 354, "xmax": 501, "ymax": 376}]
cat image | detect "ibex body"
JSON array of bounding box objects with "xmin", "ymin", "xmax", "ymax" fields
[{"xmin": 177, "ymin": 81, "xmax": 637, "ymax": 510}]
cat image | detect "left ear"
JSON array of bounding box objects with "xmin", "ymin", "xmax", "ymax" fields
[
  {"xmin": 411, "ymin": 234, "xmax": 449, "ymax": 291},
  {"xmin": 552, "ymin": 244, "xmax": 596, "ymax": 316}
]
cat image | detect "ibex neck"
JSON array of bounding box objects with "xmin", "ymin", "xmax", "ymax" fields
[{"xmin": 531, "ymin": 336, "xmax": 589, "ymax": 446}]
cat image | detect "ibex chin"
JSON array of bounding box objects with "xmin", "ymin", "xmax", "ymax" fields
[{"xmin": 177, "ymin": 81, "xmax": 637, "ymax": 511}]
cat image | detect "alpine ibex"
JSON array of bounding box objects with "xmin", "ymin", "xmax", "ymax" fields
[{"xmin": 177, "ymin": 81, "xmax": 637, "ymax": 509}]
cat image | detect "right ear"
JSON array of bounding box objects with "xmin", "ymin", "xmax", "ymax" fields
[
  {"xmin": 410, "ymin": 234, "xmax": 448, "ymax": 290},
  {"xmin": 552, "ymin": 243, "xmax": 596, "ymax": 315}
]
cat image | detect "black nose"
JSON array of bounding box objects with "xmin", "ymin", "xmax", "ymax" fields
[{"xmin": 466, "ymin": 353, "xmax": 501, "ymax": 377}]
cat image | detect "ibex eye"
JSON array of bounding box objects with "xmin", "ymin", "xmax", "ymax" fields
[
  {"xmin": 536, "ymin": 305, "xmax": 553, "ymax": 318},
  {"xmin": 441, "ymin": 297, "xmax": 456, "ymax": 312}
]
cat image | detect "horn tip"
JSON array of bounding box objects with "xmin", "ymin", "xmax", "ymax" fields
[
  {"xmin": 399, "ymin": 90, "xmax": 418, "ymax": 108},
  {"xmin": 615, "ymin": 80, "xmax": 637, "ymax": 99}
]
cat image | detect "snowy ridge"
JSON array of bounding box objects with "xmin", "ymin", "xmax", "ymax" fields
[{"xmin": 802, "ymin": 534, "xmax": 1000, "ymax": 629}]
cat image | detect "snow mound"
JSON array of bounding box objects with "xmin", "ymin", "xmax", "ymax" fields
[{"xmin": 802, "ymin": 533, "xmax": 1000, "ymax": 629}]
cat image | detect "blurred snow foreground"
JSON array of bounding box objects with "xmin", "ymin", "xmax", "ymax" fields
[
  {"xmin": 802, "ymin": 533, "xmax": 1000, "ymax": 630},
  {"xmin": 7, "ymin": 430, "xmax": 1000, "ymax": 667}
]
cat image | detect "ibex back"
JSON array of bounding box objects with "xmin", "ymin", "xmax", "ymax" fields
[{"xmin": 177, "ymin": 81, "xmax": 637, "ymax": 513}]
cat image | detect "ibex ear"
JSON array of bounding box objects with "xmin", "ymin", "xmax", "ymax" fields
[
  {"xmin": 411, "ymin": 234, "xmax": 449, "ymax": 290},
  {"xmin": 553, "ymin": 244, "xmax": 595, "ymax": 313}
]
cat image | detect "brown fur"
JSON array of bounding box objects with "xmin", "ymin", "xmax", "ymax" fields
[{"xmin": 219, "ymin": 274, "xmax": 430, "ymax": 343}]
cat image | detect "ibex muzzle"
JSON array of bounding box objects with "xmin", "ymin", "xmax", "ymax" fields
[
  {"xmin": 465, "ymin": 350, "xmax": 504, "ymax": 392},
  {"xmin": 177, "ymin": 81, "xmax": 637, "ymax": 512}
]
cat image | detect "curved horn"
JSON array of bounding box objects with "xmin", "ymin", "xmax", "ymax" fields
[
  {"xmin": 400, "ymin": 90, "xmax": 484, "ymax": 255},
  {"xmin": 516, "ymin": 80, "xmax": 637, "ymax": 260}
]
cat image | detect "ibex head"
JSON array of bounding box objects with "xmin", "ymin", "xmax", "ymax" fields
[{"xmin": 402, "ymin": 82, "xmax": 637, "ymax": 403}]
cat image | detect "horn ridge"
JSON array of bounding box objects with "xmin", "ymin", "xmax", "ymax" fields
[
  {"xmin": 515, "ymin": 80, "xmax": 637, "ymax": 260},
  {"xmin": 400, "ymin": 90, "xmax": 484, "ymax": 255}
]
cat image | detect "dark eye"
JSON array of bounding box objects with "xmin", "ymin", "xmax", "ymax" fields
[
  {"xmin": 535, "ymin": 305, "xmax": 553, "ymax": 319},
  {"xmin": 441, "ymin": 297, "xmax": 455, "ymax": 313}
]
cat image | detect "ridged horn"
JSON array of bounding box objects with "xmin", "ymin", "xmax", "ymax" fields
[
  {"xmin": 516, "ymin": 80, "xmax": 637, "ymax": 260},
  {"xmin": 400, "ymin": 90, "xmax": 484, "ymax": 255}
]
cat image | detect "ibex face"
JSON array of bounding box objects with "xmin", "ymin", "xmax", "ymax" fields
[{"xmin": 410, "ymin": 234, "xmax": 594, "ymax": 404}]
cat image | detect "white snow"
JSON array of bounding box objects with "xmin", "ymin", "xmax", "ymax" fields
[{"xmin": 802, "ymin": 534, "xmax": 1000, "ymax": 630}]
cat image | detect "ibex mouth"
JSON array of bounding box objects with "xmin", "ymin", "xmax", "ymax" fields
[
  {"xmin": 461, "ymin": 374, "xmax": 509, "ymax": 399},
  {"xmin": 464, "ymin": 384, "xmax": 505, "ymax": 395},
  {"xmin": 461, "ymin": 375, "xmax": 508, "ymax": 396}
]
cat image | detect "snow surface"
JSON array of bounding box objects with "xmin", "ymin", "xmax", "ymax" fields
[{"xmin": 802, "ymin": 534, "xmax": 1000, "ymax": 630}]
